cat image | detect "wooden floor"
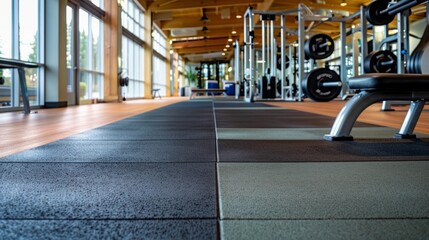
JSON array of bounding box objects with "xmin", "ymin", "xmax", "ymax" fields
[{"xmin": 0, "ymin": 97, "xmax": 428, "ymax": 158}]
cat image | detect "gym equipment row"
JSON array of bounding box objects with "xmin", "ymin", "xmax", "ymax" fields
[
  {"xmin": 325, "ymin": 0, "xmax": 429, "ymax": 141},
  {"xmin": 238, "ymin": 0, "xmax": 427, "ymax": 103}
]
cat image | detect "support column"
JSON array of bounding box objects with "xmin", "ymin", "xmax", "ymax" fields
[
  {"xmin": 104, "ymin": 0, "xmax": 120, "ymax": 102},
  {"xmin": 143, "ymin": 10, "xmax": 153, "ymax": 99},
  {"xmin": 45, "ymin": 0, "xmax": 68, "ymax": 108}
]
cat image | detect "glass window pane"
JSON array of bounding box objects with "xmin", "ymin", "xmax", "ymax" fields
[
  {"xmin": 19, "ymin": 0, "xmax": 39, "ymax": 62},
  {"xmin": 79, "ymin": 9, "xmax": 89, "ymax": 69},
  {"xmin": 0, "ymin": 69, "xmax": 12, "ymax": 108},
  {"xmin": 80, "ymin": 71, "xmax": 89, "ymax": 99},
  {"xmin": 91, "ymin": 16, "xmax": 102, "ymax": 71},
  {"xmin": 0, "ymin": 0, "xmax": 12, "ymax": 58},
  {"xmin": 66, "ymin": 6, "xmax": 74, "ymax": 68}
]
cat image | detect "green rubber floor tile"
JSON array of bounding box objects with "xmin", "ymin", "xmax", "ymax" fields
[
  {"xmin": 220, "ymin": 219, "xmax": 429, "ymax": 240},
  {"xmin": 218, "ymin": 162, "xmax": 429, "ymax": 219}
]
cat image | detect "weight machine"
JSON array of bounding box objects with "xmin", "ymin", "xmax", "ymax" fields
[{"xmin": 243, "ymin": 7, "xmax": 297, "ymax": 102}]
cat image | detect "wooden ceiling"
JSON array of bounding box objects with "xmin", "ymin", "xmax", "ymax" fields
[{"xmin": 146, "ymin": 0, "xmax": 427, "ymax": 62}]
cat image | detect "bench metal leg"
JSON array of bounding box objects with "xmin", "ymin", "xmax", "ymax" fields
[
  {"xmin": 17, "ymin": 67, "xmax": 31, "ymax": 114},
  {"xmin": 324, "ymin": 91, "xmax": 426, "ymax": 141},
  {"xmin": 324, "ymin": 91, "xmax": 386, "ymax": 141},
  {"xmin": 394, "ymin": 100, "xmax": 426, "ymax": 139}
]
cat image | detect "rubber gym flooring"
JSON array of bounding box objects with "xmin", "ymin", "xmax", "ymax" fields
[{"xmin": 1, "ymin": 100, "xmax": 428, "ymax": 239}]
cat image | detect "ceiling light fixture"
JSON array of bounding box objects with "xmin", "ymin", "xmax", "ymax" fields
[
  {"xmin": 340, "ymin": 0, "xmax": 347, "ymax": 6},
  {"xmin": 201, "ymin": 8, "xmax": 209, "ymax": 21},
  {"xmin": 231, "ymin": 30, "xmax": 237, "ymax": 34}
]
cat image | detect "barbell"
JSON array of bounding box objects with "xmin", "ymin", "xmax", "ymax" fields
[
  {"xmin": 302, "ymin": 68, "xmax": 342, "ymax": 102},
  {"xmin": 364, "ymin": 50, "xmax": 398, "ymax": 73},
  {"xmin": 366, "ymin": 0, "xmax": 426, "ymax": 26},
  {"xmin": 304, "ymin": 34, "xmax": 335, "ymax": 60}
]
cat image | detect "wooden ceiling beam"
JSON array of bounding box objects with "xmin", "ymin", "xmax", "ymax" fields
[
  {"xmin": 150, "ymin": 0, "xmax": 264, "ymax": 12},
  {"xmin": 176, "ymin": 45, "xmax": 230, "ymax": 54},
  {"xmin": 161, "ymin": 17, "xmax": 243, "ymax": 30},
  {"xmin": 272, "ymin": 0, "xmax": 361, "ymax": 13},
  {"xmin": 172, "ymin": 38, "xmax": 229, "ymax": 49}
]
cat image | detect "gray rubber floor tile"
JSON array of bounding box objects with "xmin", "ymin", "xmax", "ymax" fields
[
  {"xmin": 0, "ymin": 139, "xmax": 216, "ymax": 163},
  {"xmin": 218, "ymin": 162, "xmax": 429, "ymax": 219},
  {"xmin": 100, "ymin": 121, "xmax": 214, "ymax": 130},
  {"xmin": 220, "ymin": 219, "xmax": 429, "ymax": 240},
  {"xmin": 126, "ymin": 115, "xmax": 214, "ymax": 122},
  {"xmin": 0, "ymin": 220, "xmax": 217, "ymax": 240},
  {"xmin": 0, "ymin": 163, "xmax": 216, "ymax": 219},
  {"xmin": 218, "ymin": 139, "xmax": 429, "ymax": 162},
  {"xmin": 67, "ymin": 128, "xmax": 215, "ymax": 140}
]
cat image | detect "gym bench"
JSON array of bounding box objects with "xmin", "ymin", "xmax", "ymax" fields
[
  {"xmin": 152, "ymin": 88, "xmax": 161, "ymax": 99},
  {"xmin": 0, "ymin": 58, "xmax": 39, "ymax": 114},
  {"xmin": 189, "ymin": 88, "xmax": 227, "ymax": 100},
  {"xmin": 324, "ymin": 73, "xmax": 429, "ymax": 141}
]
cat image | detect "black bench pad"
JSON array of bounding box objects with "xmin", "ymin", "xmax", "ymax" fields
[{"xmin": 349, "ymin": 73, "xmax": 429, "ymax": 91}]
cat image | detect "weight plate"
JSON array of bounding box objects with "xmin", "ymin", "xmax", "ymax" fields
[
  {"xmin": 302, "ymin": 68, "xmax": 342, "ymax": 102},
  {"xmin": 277, "ymin": 55, "xmax": 290, "ymax": 70},
  {"xmin": 261, "ymin": 76, "xmax": 268, "ymax": 99},
  {"xmin": 304, "ymin": 34, "xmax": 335, "ymax": 60},
  {"xmin": 364, "ymin": 50, "xmax": 397, "ymax": 73},
  {"xmin": 418, "ymin": 46, "xmax": 429, "ymax": 74},
  {"xmin": 366, "ymin": 0, "xmax": 395, "ymax": 26},
  {"xmin": 276, "ymin": 78, "xmax": 290, "ymax": 95}
]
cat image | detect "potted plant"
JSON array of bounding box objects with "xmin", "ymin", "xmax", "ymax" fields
[{"xmin": 183, "ymin": 66, "xmax": 198, "ymax": 96}]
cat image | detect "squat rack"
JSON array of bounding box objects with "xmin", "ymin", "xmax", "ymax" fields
[{"xmin": 243, "ymin": 7, "xmax": 297, "ymax": 102}]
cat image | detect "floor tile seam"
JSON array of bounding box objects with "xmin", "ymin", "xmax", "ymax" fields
[
  {"xmin": 0, "ymin": 217, "xmax": 218, "ymax": 221},
  {"xmin": 217, "ymin": 159, "xmax": 429, "ymax": 163},
  {"xmin": 64, "ymin": 138, "xmax": 217, "ymax": 141},
  {"xmin": 56, "ymin": 139, "xmax": 217, "ymax": 142},
  {"xmin": 220, "ymin": 217, "xmax": 429, "ymax": 221},
  {"xmin": 0, "ymin": 161, "xmax": 218, "ymax": 164},
  {"xmin": 211, "ymin": 101, "xmax": 223, "ymax": 240}
]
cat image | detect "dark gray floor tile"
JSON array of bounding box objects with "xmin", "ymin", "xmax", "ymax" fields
[
  {"xmin": 215, "ymin": 109, "xmax": 376, "ymax": 128},
  {"xmin": 0, "ymin": 220, "xmax": 217, "ymax": 240},
  {"xmin": 0, "ymin": 163, "xmax": 216, "ymax": 219},
  {"xmin": 100, "ymin": 120, "xmax": 214, "ymax": 130},
  {"xmin": 218, "ymin": 139, "xmax": 429, "ymax": 162},
  {"xmin": 0, "ymin": 139, "xmax": 216, "ymax": 163},
  {"xmin": 67, "ymin": 128, "xmax": 215, "ymax": 140}
]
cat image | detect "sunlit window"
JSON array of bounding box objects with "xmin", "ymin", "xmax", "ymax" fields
[
  {"xmin": 121, "ymin": 0, "xmax": 145, "ymax": 99},
  {"xmin": 79, "ymin": 9, "xmax": 104, "ymax": 100},
  {"xmin": 0, "ymin": 0, "xmax": 42, "ymax": 109}
]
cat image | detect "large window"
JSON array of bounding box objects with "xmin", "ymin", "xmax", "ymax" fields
[
  {"xmin": 122, "ymin": 0, "xmax": 144, "ymax": 40},
  {"xmin": 0, "ymin": 0, "xmax": 42, "ymax": 109},
  {"xmin": 153, "ymin": 26, "xmax": 167, "ymax": 58},
  {"xmin": 153, "ymin": 56, "xmax": 167, "ymax": 96},
  {"xmin": 121, "ymin": 0, "xmax": 145, "ymax": 98},
  {"xmin": 122, "ymin": 36, "xmax": 144, "ymax": 98},
  {"xmin": 79, "ymin": 9, "xmax": 104, "ymax": 100},
  {"xmin": 152, "ymin": 26, "xmax": 168, "ymax": 96}
]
